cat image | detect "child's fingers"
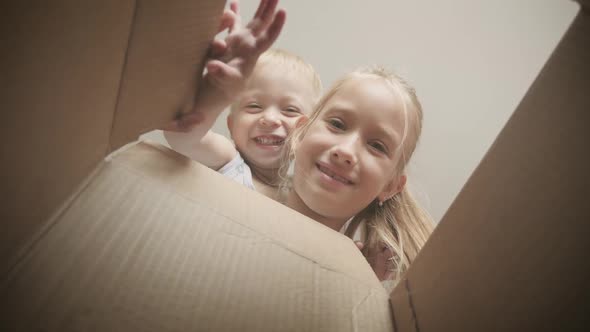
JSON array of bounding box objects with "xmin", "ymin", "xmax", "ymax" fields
[
  {"xmin": 208, "ymin": 39, "xmax": 228, "ymax": 59},
  {"xmin": 354, "ymin": 241, "xmax": 364, "ymax": 251},
  {"xmin": 256, "ymin": 9, "xmax": 285, "ymax": 52},
  {"xmin": 218, "ymin": 9, "xmax": 236, "ymax": 33},
  {"xmin": 206, "ymin": 60, "xmax": 235, "ymax": 77},
  {"xmin": 206, "ymin": 60, "xmax": 243, "ymax": 89},
  {"xmin": 366, "ymin": 245, "xmax": 395, "ymax": 281},
  {"xmin": 251, "ymin": 0, "xmax": 279, "ymax": 35},
  {"xmin": 253, "ymin": 0, "xmax": 269, "ymax": 20},
  {"xmin": 259, "ymin": 0, "xmax": 278, "ymax": 23},
  {"xmin": 229, "ymin": 0, "xmax": 239, "ymax": 14},
  {"xmin": 229, "ymin": 0, "xmax": 241, "ymax": 20},
  {"xmin": 228, "ymin": 1, "xmax": 242, "ymax": 31}
]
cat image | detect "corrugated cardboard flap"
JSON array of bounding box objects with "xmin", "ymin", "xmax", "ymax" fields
[
  {"xmin": 390, "ymin": 8, "xmax": 590, "ymax": 332},
  {"xmin": 577, "ymin": 0, "xmax": 590, "ymax": 11},
  {"xmin": 108, "ymin": 1, "xmax": 224, "ymax": 151},
  {"xmin": 1, "ymin": 0, "xmax": 224, "ymax": 275},
  {"xmin": 1, "ymin": 141, "xmax": 394, "ymax": 331}
]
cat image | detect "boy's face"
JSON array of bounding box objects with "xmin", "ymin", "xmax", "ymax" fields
[{"xmin": 228, "ymin": 64, "xmax": 316, "ymax": 170}]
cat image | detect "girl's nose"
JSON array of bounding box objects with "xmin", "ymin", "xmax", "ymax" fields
[{"xmin": 330, "ymin": 136, "xmax": 358, "ymax": 167}]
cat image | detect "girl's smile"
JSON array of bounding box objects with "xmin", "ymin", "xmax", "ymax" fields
[
  {"xmin": 283, "ymin": 67, "xmax": 434, "ymax": 282},
  {"xmin": 292, "ymin": 76, "xmax": 406, "ymax": 224}
]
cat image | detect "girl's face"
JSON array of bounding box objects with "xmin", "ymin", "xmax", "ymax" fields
[{"xmin": 292, "ymin": 77, "xmax": 407, "ymax": 222}]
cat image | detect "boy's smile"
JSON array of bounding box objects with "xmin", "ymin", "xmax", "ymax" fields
[
  {"xmin": 228, "ymin": 63, "xmax": 317, "ymax": 170},
  {"xmin": 253, "ymin": 134, "xmax": 285, "ymax": 149}
]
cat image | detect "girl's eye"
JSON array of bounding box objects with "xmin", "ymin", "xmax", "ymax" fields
[
  {"xmin": 327, "ymin": 118, "xmax": 346, "ymax": 130},
  {"xmin": 369, "ymin": 141, "xmax": 389, "ymax": 154}
]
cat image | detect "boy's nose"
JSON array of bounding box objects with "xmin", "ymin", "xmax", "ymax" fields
[{"xmin": 259, "ymin": 110, "xmax": 281, "ymax": 128}]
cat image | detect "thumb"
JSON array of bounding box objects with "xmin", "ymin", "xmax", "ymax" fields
[
  {"xmin": 176, "ymin": 112, "xmax": 206, "ymax": 131},
  {"xmin": 206, "ymin": 60, "xmax": 243, "ymax": 91},
  {"xmin": 161, "ymin": 112, "xmax": 205, "ymax": 132}
]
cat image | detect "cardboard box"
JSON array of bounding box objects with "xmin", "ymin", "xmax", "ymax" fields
[
  {"xmin": 1, "ymin": 1, "xmax": 392, "ymax": 330},
  {"xmin": 0, "ymin": 0, "xmax": 224, "ymax": 270},
  {"xmin": 390, "ymin": 4, "xmax": 590, "ymax": 331},
  {"xmin": 1, "ymin": 1, "xmax": 588, "ymax": 331}
]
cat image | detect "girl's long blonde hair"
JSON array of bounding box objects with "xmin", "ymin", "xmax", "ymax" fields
[{"xmin": 280, "ymin": 66, "xmax": 434, "ymax": 283}]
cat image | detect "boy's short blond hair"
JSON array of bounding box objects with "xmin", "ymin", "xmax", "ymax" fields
[
  {"xmin": 257, "ymin": 48, "xmax": 322, "ymax": 100},
  {"xmin": 230, "ymin": 49, "xmax": 322, "ymax": 112}
]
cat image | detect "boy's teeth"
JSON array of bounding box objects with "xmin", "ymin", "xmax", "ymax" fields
[{"xmin": 255, "ymin": 137, "xmax": 284, "ymax": 145}]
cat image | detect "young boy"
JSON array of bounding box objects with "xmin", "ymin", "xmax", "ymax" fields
[{"xmin": 164, "ymin": 1, "xmax": 321, "ymax": 200}]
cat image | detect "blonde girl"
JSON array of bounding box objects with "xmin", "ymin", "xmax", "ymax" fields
[{"xmin": 280, "ymin": 66, "xmax": 434, "ymax": 284}]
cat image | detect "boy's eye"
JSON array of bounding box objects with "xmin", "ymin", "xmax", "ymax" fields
[
  {"xmin": 368, "ymin": 141, "xmax": 389, "ymax": 154},
  {"xmin": 245, "ymin": 103, "xmax": 262, "ymax": 112},
  {"xmin": 283, "ymin": 106, "xmax": 301, "ymax": 117},
  {"xmin": 327, "ymin": 118, "xmax": 346, "ymax": 130}
]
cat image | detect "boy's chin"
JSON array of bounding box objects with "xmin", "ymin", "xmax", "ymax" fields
[
  {"xmin": 251, "ymin": 159, "xmax": 282, "ymax": 170},
  {"xmin": 244, "ymin": 149, "xmax": 283, "ymax": 167},
  {"xmin": 243, "ymin": 153, "xmax": 282, "ymax": 170}
]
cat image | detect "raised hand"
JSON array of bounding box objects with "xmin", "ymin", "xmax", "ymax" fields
[
  {"xmin": 366, "ymin": 245, "xmax": 395, "ymax": 281},
  {"xmin": 160, "ymin": 0, "xmax": 286, "ymax": 132},
  {"xmin": 354, "ymin": 241, "xmax": 395, "ymax": 282},
  {"xmin": 205, "ymin": 0, "xmax": 286, "ymax": 98}
]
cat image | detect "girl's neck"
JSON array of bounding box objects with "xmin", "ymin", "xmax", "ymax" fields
[{"xmin": 285, "ymin": 189, "xmax": 348, "ymax": 232}]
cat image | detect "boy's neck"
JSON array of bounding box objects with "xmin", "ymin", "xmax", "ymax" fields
[
  {"xmin": 285, "ymin": 189, "xmax": 347, "ymax": 232},
  {"xmin": 250, "ymin": 165, "xmax": 281, "ymax": 201},
  {"xmin": 250, "ymin": 165, "xmax": 280, "ymax": 187}
]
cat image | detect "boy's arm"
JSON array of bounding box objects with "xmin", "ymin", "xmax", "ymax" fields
[
  {"xmin": 163, "ymin": 0, "xmax": 286, "ymax": 169},
  {"xmin": 163, "ymin": 75, "xmax": 237, "ymax": 169}
]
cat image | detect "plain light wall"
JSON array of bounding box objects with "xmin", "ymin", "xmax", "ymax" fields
[{"xmin": 143, "ymin": 0, "xmax": 579, "ymax": 222}]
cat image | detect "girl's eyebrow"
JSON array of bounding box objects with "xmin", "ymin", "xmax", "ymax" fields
[
  {"xmin": 374, "ymin": 124, "xmax": 401, "ymax": 148},
  {"xmin": 324, "ymin": 103, "xmax": 357, "ymax": 116}
]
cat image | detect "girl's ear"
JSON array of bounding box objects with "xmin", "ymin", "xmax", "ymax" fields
[
  {"xmin": 290, "ymin": 117, "xmax": 308, "ymax": 153},
  {"xmin": 378, "ymin": 175, "xmax": 406, "ymax": 202}
]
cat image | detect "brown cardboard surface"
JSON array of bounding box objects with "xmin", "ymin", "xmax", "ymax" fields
[
  {"xmin": 1, "ymin": 141, "xmax": 393, "ymax": 331},
  {"xmin": 390, "ymin": 9, "xmax": 590, "ymax": 332},
  {"xmin": 109, "ymin": 0, "xmax": 224, "ymax": 150},
  {"xmin": 0, "ymin": 0, "xmax": 135, "ymax": 272},
  {"xmin": 0, "ymin": 0, "xmax": 223, "ymax": 274},
  {"xmin": 3, "ymin": 1, "xmax": 588, "ymax": 331}
]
